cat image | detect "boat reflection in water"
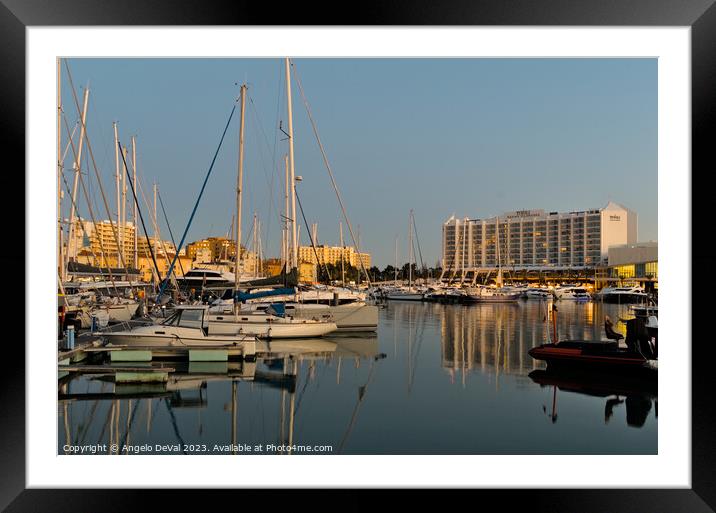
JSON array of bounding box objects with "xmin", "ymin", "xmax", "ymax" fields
[
  {"xmin": 59, "ymin": 300, "xmax": 655, "ymax": 455},
  {"xmin": 58, "ymin": 336, "xmax": 383, "ymax": 455},
  {"xmin": 528, "ymin": 369, "xmax": 657, "ymax": 428}
]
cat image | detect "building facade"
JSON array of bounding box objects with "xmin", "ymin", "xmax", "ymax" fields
[
  {"xmin": 442, "ymin": 202, "xmax": 637, "ymax": 275},
  {"xmin": 65, "ymin": 218, "xmax": 179, "ymax": 269},
  {"xmin": 185, "ymin": 237, "xmax": 238, "ymax": 262},
  {"xmin": 298, "ymin": 245, "xmax": 371, "ymax": 269},
  {"xmin": 607, "ymin": 241, "xmax": 658, "ymax": 281}
]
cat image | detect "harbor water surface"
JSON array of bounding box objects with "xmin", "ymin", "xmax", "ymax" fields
[{"xmin": 58, "ymin": 300, "xmax": 657, "ymax": 455}]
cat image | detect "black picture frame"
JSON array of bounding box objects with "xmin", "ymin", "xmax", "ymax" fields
[{"xmin": 5, "ymin": 0, "xmax": 711, "ymax": 510}]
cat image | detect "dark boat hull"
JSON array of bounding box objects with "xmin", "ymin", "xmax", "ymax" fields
[{"xmin": 528, "ymin": 341, "xmax": 655, "ymax": 377}]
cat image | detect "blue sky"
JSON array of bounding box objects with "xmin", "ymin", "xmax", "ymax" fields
[{"xmin": 60, "ymin": 58, "xmax": 657, "ymax": 268}]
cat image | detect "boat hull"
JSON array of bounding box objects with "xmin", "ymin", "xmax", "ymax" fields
[
  {"xmin": 287, "ymin": 303, "xmax": 379, "ymax": 333},
  {"xmin": 529, "ymin": 341, "xmax": 654, "ymax": 377},
  {"xmin": 464, "ymin": 295, "xmax": 520, "ymax": 303},
  {"xmin": 207, "ymin": 318, "xmax": 338, "ymax": 339},
  {"xmin": 385, "ymin": 293, "xmax": 424, "ymax": 301},
  {"xmin": 105, "ymin": 302, "xmax": 139, "ymax": 322}
]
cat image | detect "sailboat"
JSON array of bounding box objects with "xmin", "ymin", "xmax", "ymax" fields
[
  {"xmin": 57, "ymin": 73, "xmax": 142, "ymax": 329},
  {"xmin": 385, "ymin": 210, "xmax": 425, "ymax": 301},
  {"xmin": 201, "ymin": 82, "xmax": 338, "ymax": 339},
  {"xmin": 211, "ymin": 60, "xmax": 378, "ymax": 333}
]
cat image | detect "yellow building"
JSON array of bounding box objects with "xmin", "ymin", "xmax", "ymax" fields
[
  {"xmin": 298, "ymin": 245, "xmax": 371, "ymax": 269},
  {"xmin": 66, "ymin": 218, "xmax": 179, "ymax": 269},
  {"xmin": 137, "ymin": 254, "xmax": 193, "ymax": 282},
  {"xmin": 186, "ymin": 237, "xmax": 238, "ymax": 262},
  {"xmin": 263, "ymin": 258, "xmax": 317, "ymax": 284}
]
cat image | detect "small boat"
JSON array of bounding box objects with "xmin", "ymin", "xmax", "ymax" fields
[
  {"xmin": 424, "ymin": 287, "xmax": 466, "ymax": 303},
  {"xmin": 384, "ymin": 286, "xmax": 425, "ymax": 301},
  {"xmin": 101, "ymin": 305, "xmax": 257, "ymax": 349},
  {"xmin": 463, "ymin": 284, "xmax": 521, "ymax": 303},
  {"xmin": 528, "ymin": 340, "xmax": 654, "ymax": 376},
  {"xmin": 528, "ymin": 315, "xmax": 657, "ymax": 376}
]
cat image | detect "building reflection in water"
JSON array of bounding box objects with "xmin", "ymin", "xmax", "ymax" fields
[{"xmin": 438, "ymin": 300, "xmax": 630, "ymax": 379}]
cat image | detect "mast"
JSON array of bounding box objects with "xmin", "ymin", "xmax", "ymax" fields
[
  {"xmin": 253, "ymin": 212, "xmax": 258, "ymax": 278},
  {"xmin": 121, "ymin": 146, "xmax": 128, "ymax": 267},
  {"xmin": 285, "ymin": 58, "xmax": 298, "ymax": 270},
  {"xmin": 152, "ymin": 182, "xmax": 159, "ymax": 264},
  {"xmin": 394, "ymin": 235, "xmax": 398, "ymax": 285},
  {"xmin": 340, "ymin": 221, "xmax": 345, "ymax": 286},
  {"xmin": 235, "ymin": 84, "xmax": 247, "ymax": 297},
  {"xmin": 408, "ymin": 210, "xmax": 414, "ymax": 290},
  {"xmin": 132, "ymin": 136, "xmax": 138, "ymax": 269},
  {"xmin": 57, "ymin": 58, "xmax": 64, "ymax": 282},
  {"xmin": 283, "ymin": 154, "xmax": 289, "ymax": 271},
  {"xmin": 114, "ymin": 122, "xmax": 120, "ymax": 267},
  {"xmin": 65, "ymin": 86, "xmax": 89, "ymax": 272}
]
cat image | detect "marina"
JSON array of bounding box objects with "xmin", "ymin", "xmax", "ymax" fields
[{"xmin": 55, "ymin": 57, "xmax": 658, "ymax": 457}]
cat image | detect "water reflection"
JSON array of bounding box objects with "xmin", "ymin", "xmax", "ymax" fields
[
  {"xmin": 58, "ymin": 336, "xmax": 384, "ymax": 455},
  {"xmin": 528, "ymin": 369, "xmax": 657, "ymax": 428},
  {"xmin": 437, "ymin": 300, "xmax": 633, "ymax": 378},
  {"xmin": 58, "ymin": 300, "xmax": 655, "ymax": 455}
]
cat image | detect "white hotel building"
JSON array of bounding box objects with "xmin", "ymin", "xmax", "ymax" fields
[{"xmin": 441, "ymin": 202, "xmax": 637, "ymax": 278}]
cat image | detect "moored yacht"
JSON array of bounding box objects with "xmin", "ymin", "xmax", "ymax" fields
[
  {"xmin": 595, "ymin": 285, "xmax": 649, "ymax": 304},
  {"xmin": 463, "ymin": 284, "xmax": 521, "ymax": 303},
  {"xmin": 524, "ymin": 287, "xmax": 554, "ymax": 300},
  {"xmin": 554, "ymin": 286, "xmax": 591, "ymax": 301},
  {"xmin": 101, "ymin": 305, "xmax": 257, "ymax": 350},
  {"xmin": 206, "ymin": 304, "xmax": 337, "ymax": 339}
]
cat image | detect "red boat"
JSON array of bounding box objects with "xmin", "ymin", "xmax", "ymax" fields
[
  {"xmin": 528, "ymin": 314, "xmax": 657, "ymax": 376},
  {"xmin": 528, "ymin": 340, "xmax": 655, "ymax": 377}
]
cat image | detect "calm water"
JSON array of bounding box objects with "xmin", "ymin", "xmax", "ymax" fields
[{"xmin": 58, "ymin": 300, "xmax": 657, "ymax": 455}]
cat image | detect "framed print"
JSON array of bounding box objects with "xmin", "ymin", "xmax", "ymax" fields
[{"xmin": 5, "ymin": 0, "xmax": 713, "ymax": 510}]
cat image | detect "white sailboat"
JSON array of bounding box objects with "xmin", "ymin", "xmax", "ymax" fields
[
  {"xmin": 203, "ymin": 81, "xmax": 338, "ymax": 339},
  {"xmin": 385, "ymin": 210, "xmax": 425, "ymax": 301},
  {"xmin": 102, "ymin": 305, "xmax": 257, "ymax": 350}
]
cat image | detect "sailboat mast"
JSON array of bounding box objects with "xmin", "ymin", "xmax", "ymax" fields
[
  {"xmin": 132, "ymin": 136, "xmax": 138, "ymax": 269},
  {"xmin": 57, "ymin": 59, "xmax": 64, "ymax": 282},
  {"xmin": 235, "ymin": 83, "xmax": 247, "ymax": 293},
  {"xmin": 153, "ymin": 182, "xmax": 158, "ymax": 276},
  {"xmin": 253, "ymin": 213, "xmax": 258, "ymax": 278},
  {"xmin": 283, "ymin": 154, "xmax": 289, "ymax": 271},
  {"xmin": 394, "ymin": 235, "xmax": 398, "ymax": 285},
  {"xmin": 121, "ymin": 146, "xmax": 128, "ymax": 267},
  {"xmin": 285, "ymin": 58, "xmax": 298, "ymax": 270},
  {"xmin": 408, "ymin": 210, "xmax": 414, "ymax": 289},
  {"xmin": 114, "ymin": 122, "xmax": 120, "ymax": 267},
  {"xmin": 65, "ymin": 86, "xmax": 89, "ymax": 272},
  {"xmin": 340, "ymin": 221, "xmax": 345, "ymax": 286}
]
